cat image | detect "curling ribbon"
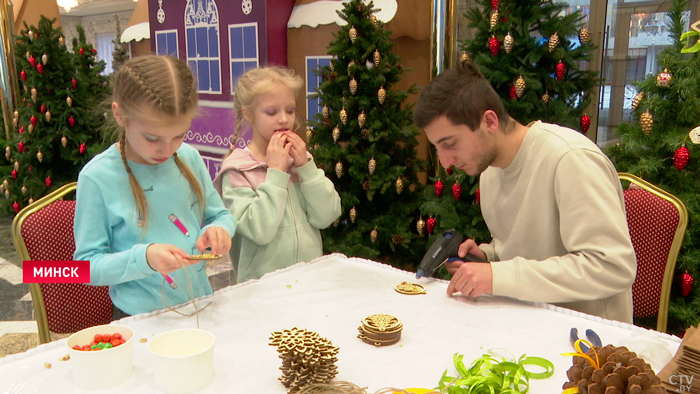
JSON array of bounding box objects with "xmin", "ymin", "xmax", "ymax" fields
[{"xmin": 560, "ymin": 339, "xmax": 600, "ymax": 394}]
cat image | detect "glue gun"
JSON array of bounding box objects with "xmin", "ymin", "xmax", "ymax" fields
[{"xmin": 416, "ymin": 228, "xmax": 487, "ymax": 279}]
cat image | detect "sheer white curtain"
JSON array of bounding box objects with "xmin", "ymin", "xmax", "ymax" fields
[{"xmin": 95, "ymin": 33, "xmax": 115, "ymax": 75}]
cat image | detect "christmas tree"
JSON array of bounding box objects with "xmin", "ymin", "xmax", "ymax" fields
[
  {"xmin": 307, "ymin": 0, "xmax": 426, "ymax": 268},
  {"xmin": 605, "ymin": 0, "xmax": 700, "ymax": 334},
  {"xmin": 1, "ymin": 17, "xmax": 111, "ymax": 214},
  {"xmin": 461, "ymin": 0, "xmax": 598, "ymax": 132},
  {"xmin": 419, "ymin": 0, "xmax": 599, "ymax": 269}
]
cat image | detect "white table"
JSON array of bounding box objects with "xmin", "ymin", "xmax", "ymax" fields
[{"xmin": 0, "ymin": 254, "xmax": 680, "ymax": 393}]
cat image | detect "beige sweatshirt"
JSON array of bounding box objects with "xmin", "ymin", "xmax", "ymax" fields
[{"xmin": 480, "ymin": 121, "xmax": 636, "ymax": 323}]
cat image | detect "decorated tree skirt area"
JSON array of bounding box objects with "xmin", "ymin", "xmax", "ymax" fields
[{"xmin": 0, "ymin": 254, "xmax": 683, "ymax": 393}]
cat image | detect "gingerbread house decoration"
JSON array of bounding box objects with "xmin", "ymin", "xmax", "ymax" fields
[{"xmin": 147, "ymin": 0, "xmax": 295, "ymax": 178}]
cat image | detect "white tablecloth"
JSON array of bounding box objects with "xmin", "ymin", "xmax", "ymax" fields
[{"xmin": 0, "ymin": 254, "xmax": 681, "ymax": 393}]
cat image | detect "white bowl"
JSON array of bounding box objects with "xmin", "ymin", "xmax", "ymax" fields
[
  {"xmin": 148, "ymin": 328, "xmax": 215, "ymax": 394},
  {"xmin": 65, "ymin": 324, "xmax": 134, "ymax": 390}
]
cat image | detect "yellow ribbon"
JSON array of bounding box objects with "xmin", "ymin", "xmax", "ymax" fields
[{"xmin": 560, "ymin": 339, "xmax": 600, "ymax": 394}]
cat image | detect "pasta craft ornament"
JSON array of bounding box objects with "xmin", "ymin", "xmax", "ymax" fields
[{"xmin": 269, "ymin": 328, "xmax": 339, "ymax": 393}]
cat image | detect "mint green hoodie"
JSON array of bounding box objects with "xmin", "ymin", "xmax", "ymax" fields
[{"xmin": 213, "ymin": 148, "xmax": 341, "ymax": 283}]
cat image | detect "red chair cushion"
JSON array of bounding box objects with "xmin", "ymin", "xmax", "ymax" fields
[
  {"xmin": 20, "ymin": 199, "xmax": 112, "ymax": 333},
  {"xmin": 624, "ymin": 189, "xmax": 679, "ymax": 318}
]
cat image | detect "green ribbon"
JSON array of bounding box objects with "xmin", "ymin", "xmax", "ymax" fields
[
  {"xmin": 680, "ymin": 30, "xmax": 700, "ymax": 53},
  {"xmin": 437, "ymin": 352, "xmax": 554, "ymax": 393}
]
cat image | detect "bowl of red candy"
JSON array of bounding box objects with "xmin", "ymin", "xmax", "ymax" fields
[{"xmin": 65, "ymin": 324, "xmax": 134, "ymax": 389}]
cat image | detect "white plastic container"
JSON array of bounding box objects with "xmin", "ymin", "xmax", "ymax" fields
[
  {"xmin": 148, "ymin": 328, "xmax": 215, "ymax": 394},
  {"xmin": 65, "ymin": 324, "xmax": 134, "ymax": 390}
]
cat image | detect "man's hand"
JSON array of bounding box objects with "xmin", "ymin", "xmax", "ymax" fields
[{"xmin": 446, "ymin": 262, "xmax": 493, "ymax": 297}]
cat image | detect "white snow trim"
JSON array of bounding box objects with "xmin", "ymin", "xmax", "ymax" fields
[
  {"xmin": 121, "ymin": 22, "xmax": 150, "ymax": 43},
  {"xmin": 288, "ymin": 0, "xmax": 397, "ymax": 29}
]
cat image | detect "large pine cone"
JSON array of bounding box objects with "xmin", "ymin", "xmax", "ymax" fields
[{"xmin": 562, "ymin": 344, "xmax": 664, "ymax": 394}]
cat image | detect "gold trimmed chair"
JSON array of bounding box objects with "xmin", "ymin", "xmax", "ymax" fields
[
  {"xmin": 619, "ymin": 172, "xmax": 688, "ymax": 332},
  {"xmin": 11, "ymin": 182, "xmax": 113, "ymax": 344}
]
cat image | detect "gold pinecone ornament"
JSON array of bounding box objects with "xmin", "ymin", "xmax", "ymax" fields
[
  {"xmin": 416, "ymin": 217, "xmax": 425, "ymax": 237},
  {"xmin": 358, "ymin": 111, "xmax": 366, "ymax": 128},
  {"xmin": 21, "ymin": 186, "xmax": 27, "ymax": 195},
  {"xmin": 504, "ymin": 32, "xmax": 514, "ymax": 53},
  {"xmin": 640, "ymin": 110, "xmax": 653, "ymax": 135},
  {"xmin": 490, "ymin": 10, "xmax": 499, "ymax": 29},
  {"xmin": 332, "ymin": 126, "xmax": 341, "ymax": 142},
  {"xmin": 322, "ymin": 105, "xmax": 329, "ymax": 118},
  {"xmin": 340, "ymin": 108, "xmax": 348, "ymax": 125},
  {"xmin": 541, "ymin": 92, "xmax": 551, "ymax": 104},
  {"xmin": 378, "ymin": 87, "xmax": 386, "ymax": 104},
  {"xmin": 395, "ymin": 178, "xmax": 404, "ymax": 194},
  {"xmin": 349, "ymin": 207, "xmax": 357, "ymax": 223},
  {"xmin": 631, "ymin": 92, "xmax": 644, "ymax": 111},
  {"xmin": 368, "ymin": 157, "xmax": 377, "ymax": 175},
  {"xmin": 349, "ymin": 26, "xmax": 357, "ymax": 43},
  {"xmin": 36, "ymin": 151, "xmax": 43, "ymax": 163},
  {"xmin": 306, "ymin": 128, "xmax": 313, "ymax": 141},
  {"xmin": 61, "ymin": 136, "xmax": 68, "ymax": 148},
  {"xmin": 373, "ymin": 50, "xmax": 380, "ymax": 68},
  {"xmin": 460, "ymin": 52, "xmax": 470, "ymax": 66},
  {"xmin": 335, "ymin": 161, "xmax": 344, "ymax": 178},
  {"xmin": 45, "ymin": 111, "xmax": 51, "ymax": 122},
  {"xmin": 370, "ymin": 228, "xmax": 378, "ymax": 244},
  {"xmin": 548, "ymin": 32, "xmax": 559, "ymax": 52},
  {"xmin": 349, "ymin": 78, "xmax": 358, "ymax": 95},
  {"xmin": 514, "ymin": 76, "xmax": 526, "ymax": 98},
  {"xmin": 579, "ymin": 26, "xmax": 589, "ymax": 45},
  {"xmin": 370, "ymin": 15, "xmax": 378, "ymax": 29}
]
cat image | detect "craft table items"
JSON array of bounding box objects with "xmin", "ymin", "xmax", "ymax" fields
[
  {"xmin": 659, "ymin": 325, "xmax": 700, "ymax": 393},
  {"xmin": 269, "ymin": 328, "xmax": 340, "ymax": 393},
  {"xmin": 358, "ymin": 314, "xmax": 403, "ymax": 346}
]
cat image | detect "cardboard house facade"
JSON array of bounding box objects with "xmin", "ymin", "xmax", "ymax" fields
[{"xmin": 147, "ymin": 0, "xmax": 295, "ymax": 178}]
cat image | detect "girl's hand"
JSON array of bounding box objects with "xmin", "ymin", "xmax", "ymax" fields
[
  {"xmin": 196, "ymin": 226, "xmax": 232, "ymax": 256},
  {"xmin": 283, "ymin": 131, "xmax": 308, "ymax": 167},
  {"xmin": 266, "ymin": 132, "xmax": 291, "ymax": 171},
  {"xmin": 145, "ymin": 244, "xmax": 191, "ymax": 275}
]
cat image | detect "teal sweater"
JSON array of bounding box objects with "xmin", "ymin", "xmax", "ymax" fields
[{"xmin": 74, "ymin": 143, "xmax": 236, "ymax": 315}]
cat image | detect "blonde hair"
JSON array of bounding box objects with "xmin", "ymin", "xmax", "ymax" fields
[
  {"xmin": 113, "ymin": 55, "xmax": 204, "ymax": 230},
  {"xmin": 225, "ymin": 66, "xmax": 303, "ymax": 158}
]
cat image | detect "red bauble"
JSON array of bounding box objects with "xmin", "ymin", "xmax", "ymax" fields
[
  {"xmin": 674, "ymin": 146, "xmax": 690, "ymax": 171},
  {"xmin": 555, "ymin": 61, "xmax": 565, "ymax": 81},
  {"xmin": 452, "ymin": 183, "xmax": 462, "ymax": 201},
  {"xmin": 580, "ymin": 114, "xmax": 591, "ymax": 134},
  {"xmin": 491, "ymin": 0, "xmax": 498, "ymax": 10},
  {"xmin": 681, "ymin": 272, "xmax": 694, "ymax": 297},
  {"xmin": 426, "ymin": 217, "xmax": 436, "ymax": 235},
  {"xmin": 20, "ymin": 70, "xmax": 26, "ymax": 81},
  {"xmin": 45, "ymin": 176, "xmax": 52, "ymax": 188},
  {"xmin": 68, "ymin": 116, "xmax": 75, "ymax": 127},
  {"xmin": 446, "ymin": 166, "xmax": 452, "ymax": 175},
  {"xmin": 30, "ymin": 116, "xmax": 37, "ymax": 127},
  {"xmin": 29, "ymin": 56, "xmax": 35, "ymax": 67},
  {"xmin": 71, "ymin": 78, "xmax": 77, "ymax": 89},
  {"xmin": 13, "ymin": 202, "xmax": 19, "ymax": 213},
  {"xmin": 509, "ymin": 85, "xmax": 518, "ymax": 100},
  {"xmin": 79, "ymin": 48, "xmax": 84, "ymax": 55},
  {"xmin": 18, "ymin": 141, "xmax": 24, "ymax": 152},
  {"xmin": 91, "ymin": 48, "xmax": 96, "ymax": 54},
  {"xmin": 79, "ymin": 143, "xmax": 86, "ymax": 154},
  {"xmin": 489, "ymin": 36, "xmax": 500, "ymax": 56},
  {"xmin": 19, "ymin": 126, "xmax": 24, "ymax": 134},
  {"xmin": 475, "ymin": 188, "xmax": 481, "ymax": 204},
  {"xmin": 37, "ymin": 64, "xmax": 43, "ymax": 74},
  {"xmin": 11, "ymin": 169, "xmax": 17, "ymax": 179},
  {"xmin": 40, "ymin": 104, "xmax": 46, "ymax": 113},
  {"xmin": 435, "ymin": 180, "xmax": 444, "ymax": 197}
]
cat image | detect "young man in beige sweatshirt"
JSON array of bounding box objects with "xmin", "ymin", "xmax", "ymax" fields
[{"xmin": 413, "ymin": 62, "xmax": 636, "ymax": 323}]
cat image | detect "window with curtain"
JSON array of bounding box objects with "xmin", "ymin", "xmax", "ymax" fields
[{"xmin": 95, "ymin": 33, "xmax": 115, "ymax": 75}]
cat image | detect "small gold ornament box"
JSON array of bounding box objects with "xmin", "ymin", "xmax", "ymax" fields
[
  {"xmin": 395, "ymin": 281, "xmax": 426, "ymax": 295},
  {"xmin": 358, "ymin": 314, "xmax": 403, "ymax": 346}
]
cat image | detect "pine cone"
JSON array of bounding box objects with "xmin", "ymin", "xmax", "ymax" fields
[
  {"xmin": 392, "ymin": 235, "xmax": 403, "ymax": 245},
  {"xmin": 562, "ymin": 344, "xmax": 664, "ymax": 394}
]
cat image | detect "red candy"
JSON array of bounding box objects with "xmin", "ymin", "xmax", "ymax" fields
[{"xmin": 74, "ymin": 332, "xmax": 126, "ymax": 351}]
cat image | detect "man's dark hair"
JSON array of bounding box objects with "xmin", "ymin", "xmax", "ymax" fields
[{"xmin": 413, "ymin": 61, "xmax": 511, "ymax": 132}]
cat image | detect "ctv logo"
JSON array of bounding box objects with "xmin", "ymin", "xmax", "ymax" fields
[
  {"xmin": 669, "ymin": 374, "xmax": 694, "ymax": 392},
  {"xmin": 23, "ymin": 261, "xmax": 90, "ymax": 283}
]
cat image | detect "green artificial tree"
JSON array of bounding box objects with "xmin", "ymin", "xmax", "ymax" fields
[
  {"xmin": 420, "ymin": 0, "xmax": 600, "ymax": 267},
  {"xmin": 606, "ymin": 0, "xmax": 700, "ymax": 335},
  {"xmin": 307, "ymin": 0, "xmax": 426, "ymax": 269},
  {"xmin": 111, "ymin": 15, "xmax": 129, "ymax": 73},
  {"xmin": 1, "ymin": 17, "xmax": 111, "ymax": 214}
]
